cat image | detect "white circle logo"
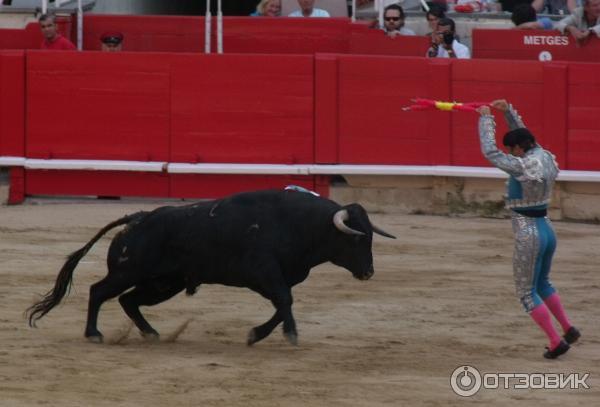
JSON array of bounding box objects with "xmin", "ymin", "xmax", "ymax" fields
[
  {"xmin": 539, "ymin": 51, "xmax": 552, "ymax": 61},
  {"xmin": 450, "ymin": 365, "xmax": 482, "ymax": 397}
]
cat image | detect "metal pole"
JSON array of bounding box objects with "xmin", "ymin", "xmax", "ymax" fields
[
  {"xmin": 217, "ymin": 0, "xmax": 223, "ymax": 54},
  {"xmin": 41, "ymin": 0, "xmax": 47, "ymax": 14},
  {"xmin": 351, "ymin": 0, "xmax": 356, "ymax": 23},
  {"xmin": 377, "ymin": 0, "xmax": 383, "ymax": 30},
  {"xmin": 77, "ymin": 0, "xmax": 82, "ymax": 51},
  {"xmin": 205, "ymin": 0, "xmax": 211, "ymax": 54}
]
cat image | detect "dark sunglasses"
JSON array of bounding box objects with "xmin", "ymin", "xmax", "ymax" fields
[{"xmin": 384, "ymin": 16, "xmax": 401, "ymax": 21}]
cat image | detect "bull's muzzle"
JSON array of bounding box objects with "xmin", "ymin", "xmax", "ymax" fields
[{"xmin": 355, "ymin": 266, "xmax": 374, "ymax": 281}]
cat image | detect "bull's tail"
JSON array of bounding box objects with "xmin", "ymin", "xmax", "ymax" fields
[{"xmin": 26, "ymin": 211, "xmax": 148, "ymax": 327}]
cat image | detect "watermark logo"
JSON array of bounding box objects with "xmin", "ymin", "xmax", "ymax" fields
[
  {"xmin": 450, "ymin": 365, "xmax": 591, "ymax": 397},
  {"xmin": 450, "ymin": 365, "xmax": 482, "ymax": 397}
]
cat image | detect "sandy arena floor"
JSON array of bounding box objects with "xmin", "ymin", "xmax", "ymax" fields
[{"xmin": 1, "ymin": 199, "xmax": 598, "ymax": 406}]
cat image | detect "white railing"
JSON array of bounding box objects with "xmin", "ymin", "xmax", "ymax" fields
[{"xmin": 2, "ymin": 157, "xmax": 600, "ymax": 182}]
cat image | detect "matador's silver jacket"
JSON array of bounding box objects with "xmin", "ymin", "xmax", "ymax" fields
[{"xmin": 478, "ymin": 105, "xmax": 559, "ymax": 211}]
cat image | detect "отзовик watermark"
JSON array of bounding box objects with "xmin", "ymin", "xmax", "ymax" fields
[{"xmin": 450, "ymin": 365, "xmax": 590, "ymax": 397}]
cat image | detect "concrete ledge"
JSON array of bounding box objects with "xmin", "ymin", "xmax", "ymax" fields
[
  {"xmin": 330, "ymin": 175, "xmax": 600, "ymax": 222},
  {"xmin": 0, "ymin": 168, "xmax": 9, "ymax": 205}
]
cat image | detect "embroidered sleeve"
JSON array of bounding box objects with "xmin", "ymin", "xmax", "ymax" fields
[
  {"xmin": 479, "ymin": 115, "xmax": 525, "ymax": 177},
  {"xmin": 503, "ymin": 104, "xmax": 525, "ymax": 130}
]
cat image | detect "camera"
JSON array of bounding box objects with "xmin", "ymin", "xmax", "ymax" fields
[{"xmin": 443, "ymin": 31, "xmax": 454, "ymax": 46}]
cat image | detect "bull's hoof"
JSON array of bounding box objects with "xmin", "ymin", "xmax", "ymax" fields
[
  {"xmin": 86, "ymin": 335, "xmax": 104, "ymax": 344},
  {"xmin": 141, "ymin": 331, "xmax": 160, "ymax": 342},
  {"xmin": 284, "ymin": 332, "xmax": 298, "ymax": 346},
  {"xmin": 247, "ymin": 329, "xmax": 258, "ymax": 346}
]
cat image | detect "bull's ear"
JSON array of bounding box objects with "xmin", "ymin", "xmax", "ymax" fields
[{"xmin": 371, "ymin": 224, "xmax": 396, "ymax": 239}]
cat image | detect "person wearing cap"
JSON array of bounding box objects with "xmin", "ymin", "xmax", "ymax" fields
[
  {"xmin": 100, "ymin": 32, "xmax": 124, "ymax": 52},
  {"xmin": 39, "ymin": 13, "xmax": 76, "ymax": 50}
]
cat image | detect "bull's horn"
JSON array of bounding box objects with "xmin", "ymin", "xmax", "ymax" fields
[
  {"xmin": 333, "ymin": 210, "xmax": 365, "ymax": 236},
  {"xmin": 371, "ymin": 224, "xmax": 396, "ymax": 239}
]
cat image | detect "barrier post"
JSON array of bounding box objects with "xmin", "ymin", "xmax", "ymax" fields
[{"xmin": 8, "ymin": 167, "xmax": 25, "ymax": 204}]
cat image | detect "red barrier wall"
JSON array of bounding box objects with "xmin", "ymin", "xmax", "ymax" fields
[
  {"xmin": 472, "ymin": 29, "xmax": 600, "ymax": 62},
  {"xmin": 0, "ymin": 24, "xmax": 40, "ymax": 50},
  {"xmin": 216, "ymin": 17, "xmax": 350, "ymax": 54},
  {"xmin": 169, "ymin": 53, "xmax": 314, "ymax": 164},
  {"xmin": 80, "ymin": 15, "xmax": 428, "ymax": 56},
  {"xmin": 27, "ymin": 51, "xmax": 171, "ymax": 161},
  {"xmin": 331, "ymin": 56, "xmax": 599, "ymax": 170},
  {"xmin": 567, "ymin": 63, "xmax": 600, "ymax": 170},
  {"xmin": 348, "ymin": 25, "xmax": 430, "ymax": 56},
  {"xmin": 0, "ymin": 51, "xmax": 25, "ymax": 156},
  {"xmin": 22, "ymin": 51, "xmax": 318, "ymax": 200},
  {"xmin": 3, "ymin": 51, "xmax": 600, "ymax": 203},
  {"xmin": 336, "ymin": 55, "xmax": 433, "ymax": 165},
  {"xmin": 83, "ymin": 15, "xmax": 205, "ymax": 52}
]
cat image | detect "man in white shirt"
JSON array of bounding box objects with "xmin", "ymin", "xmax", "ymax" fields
[
  {"xmin": 289, "ymin": 0, "xmax": 331, "ymax": 17},
  {"xmin": 426, "ymin": 17, "xmax": 471, "ymax": 59}
]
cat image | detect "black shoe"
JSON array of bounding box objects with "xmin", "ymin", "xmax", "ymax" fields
[
  {"xmin": 543, "ymin": 340, "xmax": 570, "ymax": 359},
  {"xmin": 563, "ymin": 327, "xmax": 581, "ymax": 344}
]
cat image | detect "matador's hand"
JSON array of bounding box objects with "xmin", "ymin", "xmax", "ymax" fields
[
  {"xmin": 476, "ymin": 106, "xmax": 491, "ymax": 116},
  {"xmin": 491, "ymin": 99, "xmax": 509, "ymax": 112}
]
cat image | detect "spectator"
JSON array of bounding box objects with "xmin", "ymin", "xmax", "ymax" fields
[
  {"xmin": 426, "ymin": 17, "xmax": 470, "ymax": 58},
  {"xmin": 511, "ymin": 4, "xmax": 555, "ymax": 29},
  {"xmin": 288, "ymin": 0, "xmax": 330, "ymax": 17},
  {"xmin": 100, "ymin": 32, "xmax": 124, "ymax": 52},
  {"xmin": 425, "ymin": 3, "xmax": 446, "ymax": 35},
  {"xmin": 531, "ymin": 0, "xmax": 578, "ymax": 15},
  {"xmin": 382, "ymin": 4, "xmax": 416, "ymax": 37},
  {"xmin": 555, "ymin": 0, "xmax": 600, "ymax": 40},
  {"xmin": 250, "ymin": 0, "xmax": 282, "ymax": 16},
  {"xmin": 39, "ymin": 13, "xmax": 76, "ymax": 50}
]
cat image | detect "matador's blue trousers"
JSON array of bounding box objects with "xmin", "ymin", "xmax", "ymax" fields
[{"xmin": 511, "ymin": 213, "xmax": 557, "ymax": 312}]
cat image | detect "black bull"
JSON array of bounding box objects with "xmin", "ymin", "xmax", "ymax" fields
[{"xmin": 27, "ymin": 189, "xmax": 395, "ymax": 345}]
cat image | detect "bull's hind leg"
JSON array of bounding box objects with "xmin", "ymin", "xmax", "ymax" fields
[
  {"xmin": 118, "ymin": 277, "xmax": 185, "ymax": 340},
  {"xmin": 86, "ymin": 275, "xmax": 136, "ymax": 342}
]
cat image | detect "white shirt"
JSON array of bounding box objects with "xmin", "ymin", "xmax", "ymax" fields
[
  {"xmin": 430, "ymin": 40, "xmax": 471, "ymax": 59},
  {"xmin": 288, "ymin": 8, "xmax": 330, "ymax": 17}
]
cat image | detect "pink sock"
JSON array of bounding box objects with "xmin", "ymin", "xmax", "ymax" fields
[
  {"xmin": 544, "ymin": 293, "xmax": 572, "ymax": 333},
  {"xmin": 530, "ymin": 304, "xmax": 562, "ymax": 350}
]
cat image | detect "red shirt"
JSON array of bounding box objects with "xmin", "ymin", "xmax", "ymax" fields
[{"xmin": 41, "ymin": 35, "xmax": 77, "ymax": 50}]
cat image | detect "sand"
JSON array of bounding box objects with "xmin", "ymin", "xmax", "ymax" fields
[{"xmin": 1, "ymin": 199, "xmax": 598, "ymax": 406}]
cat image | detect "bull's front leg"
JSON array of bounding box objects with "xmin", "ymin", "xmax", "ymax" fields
[
  {"xmin": 273, "ymin": 289, "xmax": 297, "ymax": 345},
  {"xmin": 248, "ymin": 284, "xmax": 297, "ymax": 346},
  {"xmin": 247, "ymin": 310, "xmax": 281, "ymax": 346}
]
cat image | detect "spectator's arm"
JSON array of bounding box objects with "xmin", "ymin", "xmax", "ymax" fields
[
  {"xmin": 567, "ymin": 0, "xmax": 577, "ymax": 13},
  {"xmin": 555, "ymin": 14, "xmax": 576, "ymax": 35},
  {"xmin": 516, "ymin": 21, "xmax": 545, "ymax": 30}
]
